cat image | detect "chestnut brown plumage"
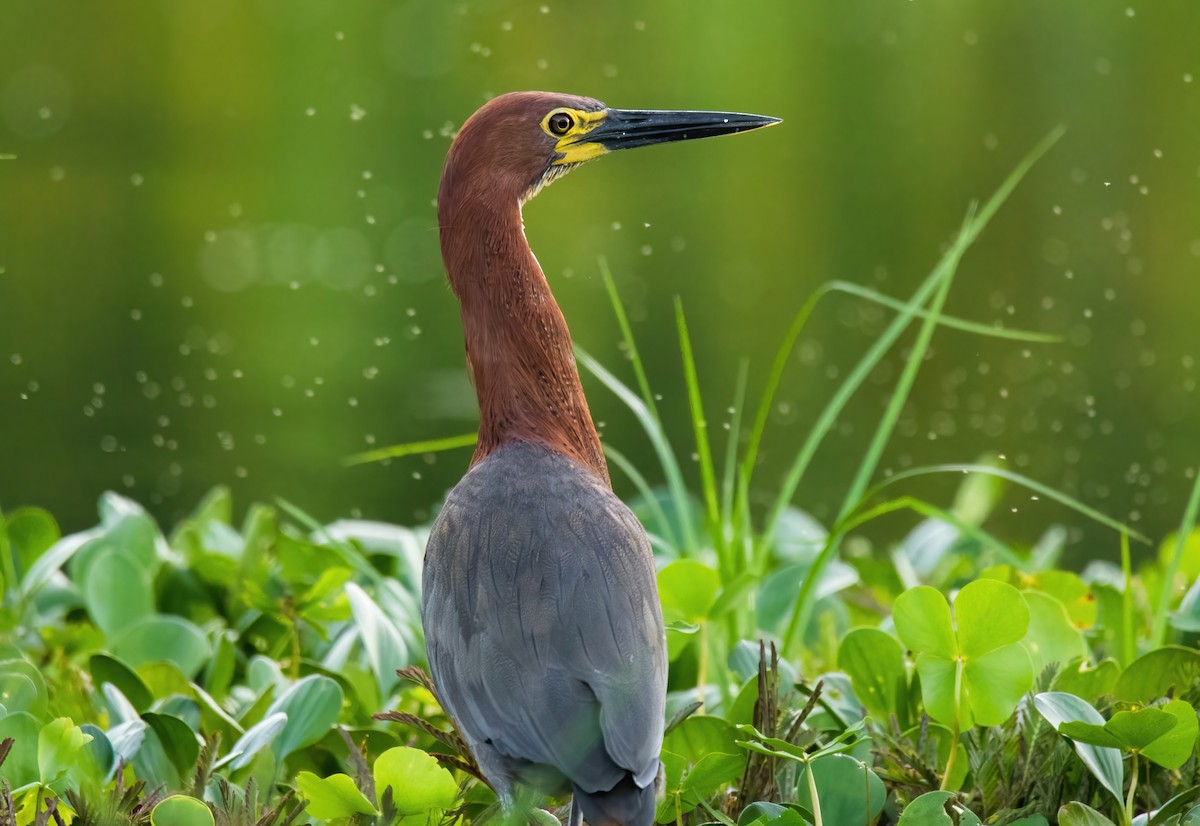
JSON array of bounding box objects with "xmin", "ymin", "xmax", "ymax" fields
[{"xmin": 422, "ymin": 91, "xmax": 778, "ymax": 826}]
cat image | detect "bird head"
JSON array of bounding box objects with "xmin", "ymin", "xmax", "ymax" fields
[{"xmin": 439, "ymin": 91, "xmax": 780, "ymax": 210}]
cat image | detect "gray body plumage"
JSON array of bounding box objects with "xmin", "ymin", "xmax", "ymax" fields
[{"xmin": 422, "ymin": 440, "xmax": 667, "ymax": 825}]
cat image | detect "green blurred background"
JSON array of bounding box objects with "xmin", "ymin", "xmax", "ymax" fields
[{"xmin": 1, "ymin": 1, "xmax": 1197, "ymax": 558}]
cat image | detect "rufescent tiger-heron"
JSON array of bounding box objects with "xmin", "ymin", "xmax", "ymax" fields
[{"xmin": 422, "ymin": 92, "xmax": 779, "ymax": 826}]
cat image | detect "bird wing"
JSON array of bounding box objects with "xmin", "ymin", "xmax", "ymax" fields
[{"xmin": 422, "ymin": 441, "xmax": 666, "ymax": 794}]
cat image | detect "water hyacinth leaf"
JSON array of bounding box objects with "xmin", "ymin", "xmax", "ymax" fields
[
  {"xmin": 1031, "ymin": 570, "xmax": 1097, "ymax": 627},
  {"xmin": 346, "ymin": 582, "xmax": 407, "ymax": 696},
  {"xmin": 1141, "ymin": 700, "xmax": 1198, "ymax": 770},
  {"xmin": 796, "ymin": 754, "xmax": 886, "ymax": 826},
  {"xmin": 681, "ymin": 752, "xmax": 745, "ymax": 802},
  {"xmin": 150, "ymin": 795, "xmax": 216, "ymax": 826},
  {"xmin": 1057, "ymin": 802, "xmax": 1118, "ymax": 826},
  {"xmin": 1114, "ymin": 647, "xmax": 1200, "ymax": 703},
  {"xmin": 5, "ymin": 506, "xmax": 59, "ymax": 573},
  {"xmin": 838, "ymin": 628, "xmax": 906, "ymax": 718},
  {"xmin": 106, "ymin": 718, "xmax": 148, "ymax": 767},
  {"xmin": 1051, "ymin": 658, "xmax": 1121, "ymax": 703},
  {"xmin": 296, "ymin": 772, "xmax": 379, "ymax": 820},
  {"xmin": 79, "ymin": 724, "xmax": 115, "ymax": 785},
  {"xmin": 84, "ymin": 547, "xmax": 154, "ymax": 638},
  {"xmin": 373, "ymin": 746, "xmax": 459, "ymax": 813},
  {"xmin": 738, "ymin": 802, "xmax": 802, "ymax": 826},
  {"xmin": 143, "ymin": 712, "xmax": 202, "ymax": 778},
  {"xmin": 0, "ymin": 711, "xmax": 40, "ymax": 787},
  {"xmin": 265, "ymin": 674, "xmax": 344, "ymax": 759},
  {"xmin": 216, "ymin": 711, "xmax": 288, "ymax": 770},
  {"xmin": 0, "ymin": 659, "xmax": 47, "ymax": 718},
  {"xmin": 665, "ymin": 716, "xmax": 740, "ymax": 764},
  {"xmin": 898, "ymin": 790, "xmax": 979, "ymax": 825},
  {"xmin": 1034, "ymin": 692, "xmax": 1123, "ymax": 802},
  {"xmin": 1022, "ymin": 591, "xmax": 1086, "ymax": 672},
  {"xmin": 112, "ymin": 615, "xmax": 212, "ymax": 677},
  {"xmin": 90, "ymin": 653, "xmax": 153, "ymax": 712},
  {"xmin": 658, "ymin": 559, "xmax": 720, "ymax": 622},
  {"xmin": 0, "ymin": 673, "xmax": 40, "ymax": 719}
]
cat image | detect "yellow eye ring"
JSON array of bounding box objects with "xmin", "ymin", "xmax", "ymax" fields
[{"xmin": 547, "ymin": 110, "xmax": 575, "ymax": 136}]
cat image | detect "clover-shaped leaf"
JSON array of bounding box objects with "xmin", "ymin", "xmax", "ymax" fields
[{"xmin": 894, "ymin": 580, "xmax": 1032, "ymax": 728}]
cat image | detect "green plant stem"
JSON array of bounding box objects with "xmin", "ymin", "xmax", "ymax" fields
[
  {"xmin": 805, "ymin": 760, "xmax": 823, "ymax": 826},
  {"xmin": 343, "ymin": 432, "xmax": 477, "ymax": 465},
  {"xmin": 1121, "ymin": 532, "xmax": 1136, "ymax": 667},
  {"xmin": 1151, "ymin": 468, "xmax": 1200, "ymax": 647},
  {"xmin": 1125, "ymin": 752, "xmax": 1138, "ymax": 826},
  {"xmin": 675, "ymin": 298, "xmax": 722, "ymax": 562},
  {"xmin": 940, "ymin": 656, "xmax": 964, "ymax": 791}
]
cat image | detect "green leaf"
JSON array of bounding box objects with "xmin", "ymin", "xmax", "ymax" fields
[
  {"xmin": 217, "ymin": 711, "xmax": 287, "ymax": 770},
  {"xmin": 1142, "ymin": 700, "xmax": 1198, "ymax": 770},
  {"xmin": 1058, "ymin": 721, "xmax": 1125, "ymax": 750},
  {"xmin": 797, "ymin": 754, "xmax": 886, "ymax": 825},
  {"xmin": 150, "ymin": 795, "xmax": 216, "ymax": 826},
  {"xmin": 898, "ymin": 791, "xmax": 960, "ymax": 825},
  {"xmin": 90, "ymin": 654, "xmax": 153, "ymax": 712},
  {"xmin": 143, "ymin": 713, "xmax": 201, "ymax": 778},
  {"xmin": 0, "ymin": 711, "xmax": 40, "ymax": 787},
  {"xmin": 266, "ymin": 674, "xmax": 343, "ymax": 759},
  {"xmin": 894, "ymin": 586, "xmax": 957, "ymax": 660},
  {"xmin": 1106, "ymin": 708, "xmax": 1177, "ymax": 751},
  {"xmin": 346, "ymin": 582, "xmax": 407, "ymax": 696},
  {"xmin": 681, "ymin": 752, "xmax": 745, "ymax": 802},
  {"xmin": 4, "ymin": 507, "xmax": 60, "ymax": 575},
  {"xmin": 1058, "ymin": 802, "xmax": 1119, "ymax": 826},
  {"xmin": 373, "ymin": 746, "xmax": 459, "ymax": 813},
  {"xmin": 838, "ymin": 628, "xmax": 906, "ymax": 718},
  {"xmin": 1034, "ymin": 692, "xmax": 1123, "ymax": 803},
  {"xmin": 83, "ymin": 548, "xmax": 154, "ymax": 637},
  {"xmin": 658, "ymin": 559, "xmax": 720, "ymax": 622},
  {"xmin": 38, "ymin": 716, "xmax": 93, "ymax": 789},
  {"xmin": 111, "ymin": 616, "xmax": 212, "ymax": 678},
  {"xmin": 296, "ymin": 771, "xmax": 379, "ymax": 819},
  {"xmin": 897, "ymin": 582, "xmax": 1032, "ymax": 728},
  {"xmin": 0, "ymin": 659, "xmax": 47, "ymax": 718},
  {"xmin": 1022, "ymin": 591, "xmax": 1087, "ymax": 672},
  {"xmin": 665, "ymin": 716, "xmax": 740, "ymax": 764},
  {"xmin": 964, "ymin": 644, "xmax": 1035, "ymax": 726},
  {"xmin": 954, "ymin": 579, "xmax": 1030, "ymax": 657},
  {"xmin": 1114, "ymin": 647, "xmax": 1200, "ymax": 703},
  {"xmin": 1052, "ymin": 658, "xmax": 1121, "ymax": 703}
]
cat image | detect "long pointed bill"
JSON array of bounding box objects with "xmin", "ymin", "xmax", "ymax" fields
[{"xmin": 588, "ymin": 108, "xmax": 781, "ymax": 151}]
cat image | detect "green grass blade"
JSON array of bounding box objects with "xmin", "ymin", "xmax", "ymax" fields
[
  {"xmin": 824, "ymin": 280, "xmax": 1062, "ymax": 343},
  {"xmin": 721, "ymin": 360, "xmax": 750, "ymax": 537},
  {"xmin": 1151, "ymin": 468, "xmax": 1200, "ymax": 646},
  {"xmin": 779, "ymin": 127, "xmax": 1064, "ymax": 652},
  {"xmin": 861, "ymin": 463, "xmax": 1150, "ymax": 543},
  {"xmin": 1121, "ymin": 532, "xmax": 1136, "ymax": 666},
  {"xmin": 600, "ymin": 258, "xmax": 661, "ymax": 420},
  {"xmin": 740, "ymin": 278, "xmax": 1059, "ymax": 497},
  {"xmin": 604, "ymin": 443, "xmax": 680, "ymax": 551},
  {"xmin": 675, "ymin": 297, "xmax": 721, "ymax": 544},
  {"xmin": 578, "ymin": 347, "xmax": 697, "ymax": 553},
  {"xmin": 838, "ymin": 494, "xmax": 1025, "ymax": 568},
  {"xmin": 343, "ymin": 433, "xmax": 477, "ymax": 466}
]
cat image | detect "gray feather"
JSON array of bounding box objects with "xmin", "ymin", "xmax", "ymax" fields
[{"xmin": 422, "ymin": 440, "xmax": 666, "ymax": 804}]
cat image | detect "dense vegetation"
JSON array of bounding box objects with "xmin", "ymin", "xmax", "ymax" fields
[{"xmin": 4, "ymin": 135, "xmax": 1200, "ymax": 826}]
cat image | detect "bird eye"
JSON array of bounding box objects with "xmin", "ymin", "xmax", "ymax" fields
[{"xmin": 548, "ymin": 112, "xmax": 574, "ymax": 136}]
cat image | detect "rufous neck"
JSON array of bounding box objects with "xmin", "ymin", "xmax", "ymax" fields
[{"xmin": 439, "ymin": 189, "xmax": 609, "ymax": 485}]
